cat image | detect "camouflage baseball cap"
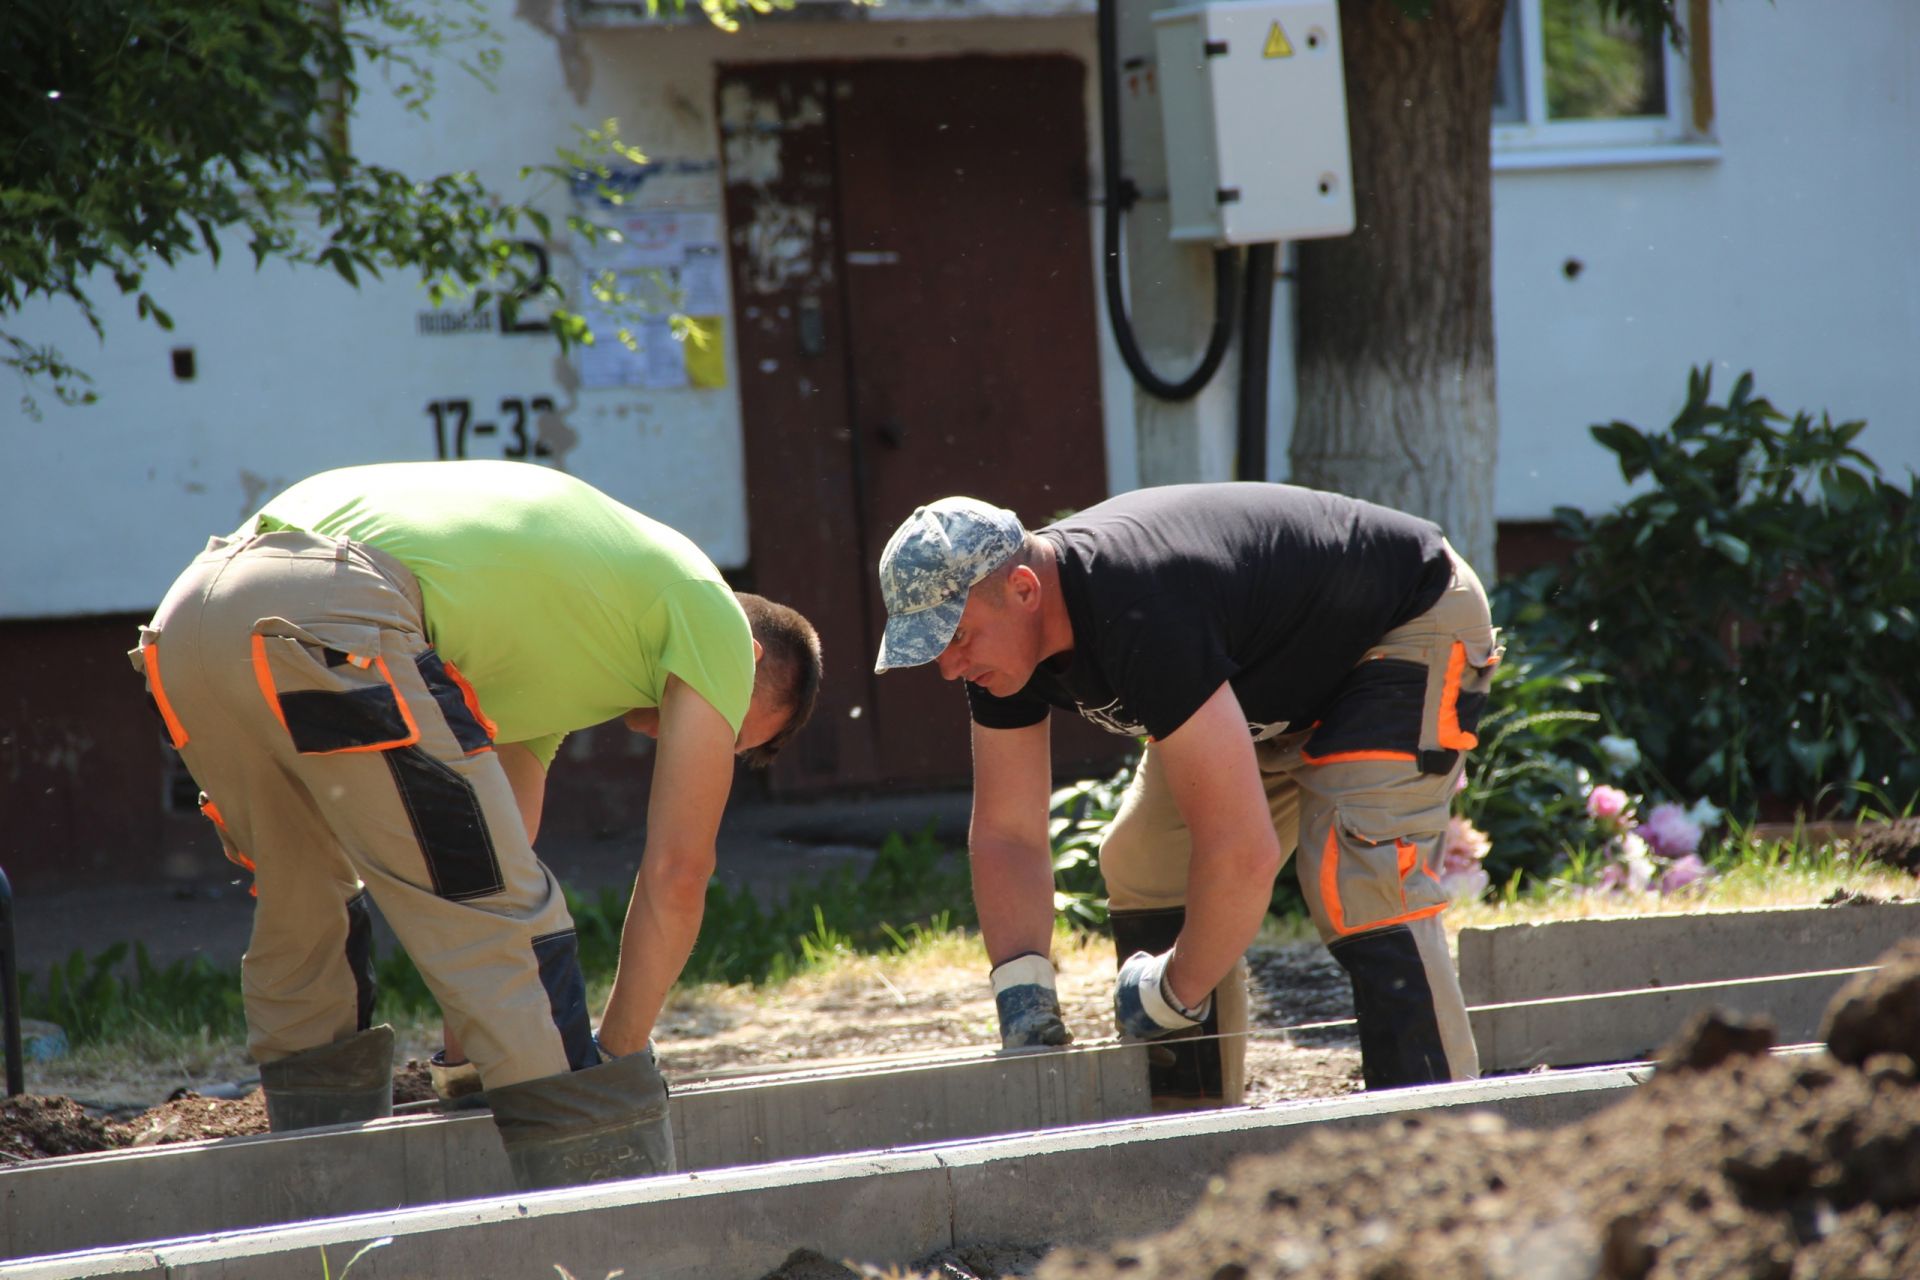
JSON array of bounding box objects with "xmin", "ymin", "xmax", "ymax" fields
[{"xmin": 873, "ymin": 497, "xmax": 1026, "ymax": 673}]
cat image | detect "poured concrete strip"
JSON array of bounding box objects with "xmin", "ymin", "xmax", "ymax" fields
[
  {"xmin": 1457, "ymin": 903, "xmax": 1915, "ymax": 1071},
  {"xmin": 1470, "ymin": 972, "xmax": 1852, "ymax": 1073},
  {"xmin": 0, "ymin": 1041, "xmax": 1146, "ymax": 1262},
  {"xmin": 1458, "ymin": 902, "xmax": 1917, "ymax": 998},
  {"xmin": 6, "ymin": 1058, "xmax": 1690, "ymax": 1280}
]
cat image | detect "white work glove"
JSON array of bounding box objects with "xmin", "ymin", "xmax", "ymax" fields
[
  {"xmin": 991, "ymin": 953, "xmax": 1074, "ymax": 1049},
  {"xmin": 428, "ymin": 1049, "xmax": 484, "ymax": 1104},
  {"xmin": 592, "ymin": 1030, "xmax": 660, "ymax": 1068},
  {"xmin": 1113, "ymin": 949, "xmax": 1211, "ymax": 1041}
]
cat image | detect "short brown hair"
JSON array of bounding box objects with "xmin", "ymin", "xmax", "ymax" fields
[{"xmin": 735, "ymin": 592, "xmax": 823, "ymax": 768}]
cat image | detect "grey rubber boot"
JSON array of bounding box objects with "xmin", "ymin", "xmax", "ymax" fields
[
  {"xmin": 258, "ymin": 1024, "xmax": 395, "ymax": 1132},
  {"xmin": 486, "ymin": 1046, "xmax": 676, "ymax": 1191}
]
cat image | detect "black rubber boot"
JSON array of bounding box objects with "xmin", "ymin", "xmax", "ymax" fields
[
  {"xmin": 1110, "ymin": 906, "xmax": 1225, "ymax": 1107},
  {"xmin": 486, "ymin": 1047, "xmax": 675, "ymax": 1191},
  {"xmin": 1327, "ymin": 924, "xmax": 1450, "ymax": 1089},
  {"xmin": 258, "ymin": 1024, "xmax": 395, "ymax": 1132}
]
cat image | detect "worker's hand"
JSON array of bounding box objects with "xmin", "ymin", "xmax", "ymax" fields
[
  {"xmin": 428, "ymin": 1049, "xmax": 485, "ymax": 1106},
  {"xmin": 1114, "ymin": 949, "xmax": 1212, "ymax": 1041},
  {"xmin": 991, "ymin": 953, "xmax": 1073, "ymax": 1049},
  {"xmin": 593, "ymin": 1029, "xmax": 663, "ymax": 1074}
]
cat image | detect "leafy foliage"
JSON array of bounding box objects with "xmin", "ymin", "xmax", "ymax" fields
[
  {"xmin": 0, "ymin": 0, "xmax": 777, "ymax": 413},
  {"xmin": 4, "ymin": 3, "xmax": 502, "ymax": 405},
  {"xmin": 1455, "ymin": 639, "xmax": 1607, "ymax": 886},
  {"xmin": 1048, "ymin": 768, "xmax": 1133, "ymax": 927},
  {"xmin": 19, "ymin": 941, "xmax": 246, "ymax": 1042},
  {"xmin": 1504, "ymin": 367, "xmax": 1920, "ymax": 820}
]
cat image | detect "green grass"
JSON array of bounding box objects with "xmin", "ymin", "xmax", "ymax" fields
[
  {"xmin": 20, "ymin": 815, "xmax": 1911, "ymax": 1062},
  {"xmin": 1451, "ymin": 826, "xmax": 1913, "ymax": 930}
]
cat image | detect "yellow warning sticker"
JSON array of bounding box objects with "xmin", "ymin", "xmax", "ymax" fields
[{"xmin": 1264, "ymin": 21, "xmax": 1294, "ymax": 58}]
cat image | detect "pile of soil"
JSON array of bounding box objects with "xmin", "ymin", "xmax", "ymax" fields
[
  {"xmin": 0, "ymin": 1061, "xmax": 438, "ymax": 1162},
  {"xmin": 1026, "ymin": 939, "xmax": 1920, "ymax": 1280},
  {"xmin": 0, "ymin": 1089, "xmax": 268, "ymax": 1162},
  {"xmin": 1855, "ymin": 818, "xmax": 1920, "ymax": 876}
]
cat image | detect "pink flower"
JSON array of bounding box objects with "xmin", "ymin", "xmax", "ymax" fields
[
  {"xmin": 1595, "ymin": 833, "xmax": 1655, "ymax": 894},
  {"xmin": 1659, "ymin": 853, "xmax": 1711, "ymax": 893},
  {"xmin": 1638, "ymin": 802, "xmax": 1703, "ymax": 859},
  {"xmin": 1437, "ymin": 816, "xmax": 1492, "ymax": 902},
  {"xmin": 1441, "ymin": 866, "xmax": 1490, "ymax": 902},
  {"xmin": 1442, "ymin": 815, "xmax": 1491, "ymax": 872},
  {"xmin": 1587, "ymin": 785, "xmax": 1631, "ymax": 822}
]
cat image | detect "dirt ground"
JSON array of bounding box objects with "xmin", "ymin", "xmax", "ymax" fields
[
  {"xmin": 11, "ymin": 940, "xmax": 1920, "ymax": 1279},
  {"xmin": 0, "ymin": 935, "xmax": 1361, "ymax": 1161},
  {"xmin": 774, "ymin": 940, "xmax": 1920, "ymax": 1280}
]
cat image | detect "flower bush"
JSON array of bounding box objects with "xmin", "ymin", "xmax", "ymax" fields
[
  {"xmin": 1438, "ymin": 813, "xmax": 1492, "ymax": 902},
  {"xmin": 1446, "ymin": 716, "xmax": 1726, "ymax": 903},
  {"xmin": 1501, "ymin": 366, "xmax": 1920, "ymax": 820},
  {"xmin": 1575, "ymin": 765, "xmax": 1722, "ymax": 898}
]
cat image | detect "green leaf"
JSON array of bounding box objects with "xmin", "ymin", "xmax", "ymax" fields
[{"xmin": 1704, "ymin": 531, "xmax": 1750, "ymax": 565}]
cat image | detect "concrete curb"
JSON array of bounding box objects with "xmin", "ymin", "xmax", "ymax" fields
[
  {"xmin": 1, "ymin": 1042, "xmax": 1146, "ymax": 1261},
  {"xmin": 5, "ymin": 1059, "xmax": 1679, "ymax": 1279},
  {"xmin": 1458, "ymin": 903, "xmax": 1915, "ymax": 1070}
]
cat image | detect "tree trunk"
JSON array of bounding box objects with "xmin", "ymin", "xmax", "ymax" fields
[{"xmin": 1291, "ymin": 0, "xmax": 1507, "ymax": 576}]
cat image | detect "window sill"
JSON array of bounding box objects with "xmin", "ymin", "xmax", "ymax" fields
[{"xmin": 1493, "ymin": 141, "xmax": 1724, "ymax": 173}]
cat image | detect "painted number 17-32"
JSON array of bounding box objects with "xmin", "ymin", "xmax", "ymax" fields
[{"xmin": 427, "ymin": 397, "xmax": 557, "ymax": 460}]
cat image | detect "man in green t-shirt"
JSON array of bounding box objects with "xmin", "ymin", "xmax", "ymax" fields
[{"xmin": 131, "ymin": 462, "xmax": 822, "ymax": 1190}]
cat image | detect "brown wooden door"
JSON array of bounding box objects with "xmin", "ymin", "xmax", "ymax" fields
[{"xmin": 721, "ymin": 56, "xmax": 1123, "ymax": 790}]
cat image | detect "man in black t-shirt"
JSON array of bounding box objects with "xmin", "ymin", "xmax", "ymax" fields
[{"xmin": 873, "ymin": 484, "xmax": 1501, "ymax": 1104}]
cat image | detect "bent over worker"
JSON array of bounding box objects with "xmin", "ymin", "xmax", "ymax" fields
[
  {"xmin": 132, "ymin": 461, "xmax": 821, "ymax": 1187},
  {"xmin": 873, "ymin": 483, "xmax": 1497, "ymax": 1105}
]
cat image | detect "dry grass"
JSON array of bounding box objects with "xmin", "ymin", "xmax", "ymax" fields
[{"xmin": 1449, "ymin": 837, "xmax": 1915, "ymax": 932}]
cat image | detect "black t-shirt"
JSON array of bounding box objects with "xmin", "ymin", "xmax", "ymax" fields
[{"xmin": 965, "ymin": 483, "xmax": 1452, "ymax": 741}]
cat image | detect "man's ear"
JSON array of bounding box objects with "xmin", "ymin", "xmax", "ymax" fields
[
  {"xmin": 1007, "ymin": 564, "xmax": 1042, "ymax": 610},
  {"xmin": 752, "ymin": 638, "xmax": 765, "ymax": 663}
]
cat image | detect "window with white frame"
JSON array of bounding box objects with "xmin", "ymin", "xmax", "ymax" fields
[{"xmin": 1492, "ymin": 0, "xmax": 1713, "ymax": 163}]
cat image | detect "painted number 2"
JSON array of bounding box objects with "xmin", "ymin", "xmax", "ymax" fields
[{"xmin": 427, "ymin": 397, "xmax": 557, "ymax": 460}]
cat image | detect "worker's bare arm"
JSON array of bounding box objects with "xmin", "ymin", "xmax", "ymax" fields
[
  {"xmin": 968, "ymin": 717, "xmax": 1058, "ymax": 965},
  {"xmin": 496, "ymin": 742, "xmax": 546, "ymax": 844},
  {"xmin": 595, "ymin": 674, "xmax": 733, "ymax": 1056},
  {"xmin": 1150, "ymin": 682, "xmax": 1284, "ymax": 1011}
]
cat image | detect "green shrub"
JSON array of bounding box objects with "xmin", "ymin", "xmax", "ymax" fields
[
  {"xmin": 1048, "ymin": 767, "xmax": 1131, "ymax": 927},
  {"xmin": 1505, "ymin": 367, "xmax": 1920, "ymax": 820},
  {"xmin": 20, "ymin": 941, "xmax": 246, "ymax": 1043},
  {"xmin": 1455, "ymin": 638, "xmax": 1606, "ymax": 887}
]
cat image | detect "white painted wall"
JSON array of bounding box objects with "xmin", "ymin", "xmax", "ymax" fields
[
  {"xmin": 1490, "ymin": 0, "xmax": 1920, "ymax": 517},
  {"xmin": 5, "ymin": 0, "xmax": 1913, "ymax": 619},
  {"xmin": 0, "ymin": 4, "xmax": 1118, "ymax": 619}
]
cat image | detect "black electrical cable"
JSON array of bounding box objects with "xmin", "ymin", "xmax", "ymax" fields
[
  {"xmin": 1097, "ymin": 0, "xmax": 1237, "ymax": 402},
  {"xmin": 1234, "ymin": 240, "xmax": 1277, "ymax": 480}
]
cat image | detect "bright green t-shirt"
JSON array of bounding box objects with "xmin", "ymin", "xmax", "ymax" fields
[{"xmin": 257, "ymin": 461, "xmax": 753, "ymax": 766}]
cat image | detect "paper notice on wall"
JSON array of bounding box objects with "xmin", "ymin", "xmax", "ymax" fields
[
  {"xmin": 575, "ymin": 210, "xmax": 729, "ymax": 389},
  {"xmin": 577, "ymin": 270, "xmax": 642, "ymax": 390},
  {"xmin": 681, "ymin": 246, "xmax": 727, "ymax": 315},
  {"xmin": 640, "ymin": 317, "xmax": 688, "ymax": 391},
  {"xmin": 577, "ymin": 273, "xmax": 728, "ymax": 392}
]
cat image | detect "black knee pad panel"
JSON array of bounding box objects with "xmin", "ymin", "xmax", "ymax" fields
[{"xmin": 1327, "ymin": 923, "xmax": 1449, "ymax": 1089}]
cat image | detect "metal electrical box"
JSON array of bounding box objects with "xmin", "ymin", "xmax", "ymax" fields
[{"xmin": 1151, "ymin": 0, "xmax": 1354, "ymax": 244}]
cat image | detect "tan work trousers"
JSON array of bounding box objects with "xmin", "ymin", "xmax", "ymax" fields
[
  {"xmin": 131, "ymin": 526, "xmax": 583, "ymax": 1088},
  {"xmin": 1101, "ymin": 544, "xmax": 1499, "ymax": 1087}
]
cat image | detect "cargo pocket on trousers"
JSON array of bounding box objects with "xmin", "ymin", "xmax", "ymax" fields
[
  {"xmin": 252, "ymin": 620, "xmax": 504, "ymax": 901},
  {"xmin": 1317, "ymin": 802, "xmax": 1449, "ymax": 936},
  {"xmin": 250, "ymin": 621, "xmax": 419, "ymax": 755}
]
